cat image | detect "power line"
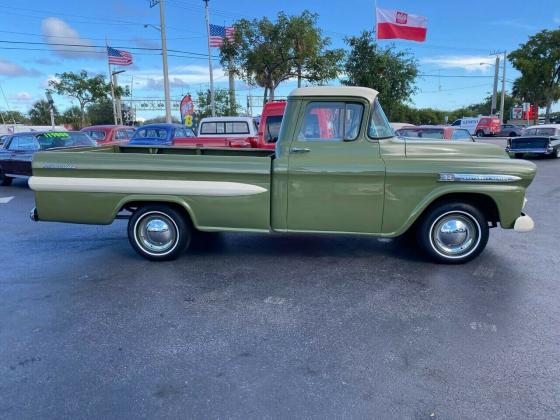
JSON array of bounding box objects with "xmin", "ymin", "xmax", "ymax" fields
[
  {"xmin": 0, "ymin": 40, "xmax": 219, "ymax": 58},
  {"xmin": 0, "ymin": 29, "xmax": 205, "ymax": 42}
]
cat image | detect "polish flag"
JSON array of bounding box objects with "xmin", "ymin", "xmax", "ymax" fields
[{"xmin": 376, "ymin": 7, "xmax": 428, "ymax": 42}]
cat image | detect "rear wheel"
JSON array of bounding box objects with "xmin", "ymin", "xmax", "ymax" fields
[
  {"xmin": 476, "ymin": 130, "xmax": 485, "ymax": 137},
  {"xmin": 0, "ymin": 168, "xmax": 12, "ymax": 186},
  {"xmin": 417, "ymin": 202, "xmax": 489, "ymax": 264},
  {"xmin": 509, "ymin": 132, "xmax": 517, "ymax": 137},
  {"xmin": 514, "ymin": 153, "xmax": 524, "ymax": 159},
  {"xmin": 127, "ymin": 204, "xmax": 191, "ymax": 261}
]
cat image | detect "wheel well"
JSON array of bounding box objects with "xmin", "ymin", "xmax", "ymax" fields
[
  {"xmin": 422, "ymin": 193, "xmax": 500, "ymax": 226},
  {"xmin": 119, "ymin": 200, "xmax": 194, "ymax": 226}
]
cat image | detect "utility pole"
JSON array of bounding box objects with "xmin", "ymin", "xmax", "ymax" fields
[
  {"xmin": 150, "ymin": 0, "xmax": 172, "ymax": 123},
  {"xmin": 105, "ymin": 36, "xmax": 118, "ymax": 125},
  {"xmin": 500, "ymin": 51, "xmax": 507, "ymax": 123},
  {"xmin": 491, "ymin": 55, "xmax": 500, "ymax": 115},
  {"xmin": 45, "ymin": 91, "xmax": 55, "ymax": 130},
  {"xmin": 112, "ymin": 70, "xmax": 126, "ymax": 125},
  {"xmin": 203, "ymin": 0, "xmax": 216, "ymax": 116}
]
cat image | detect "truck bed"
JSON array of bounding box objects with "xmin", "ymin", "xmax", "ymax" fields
[{"xmin": 31, "ymin": 145, "xmax": 274, "ymax": 231}]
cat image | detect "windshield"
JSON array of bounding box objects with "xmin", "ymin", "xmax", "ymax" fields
[
  {"xmin": 397, "ymin": 128, "xmax": 445, "ymax": 139},
  {"xmin": 83, "ymin": 130, "xmax": 107, "ymax": 140},
  {"xmin": 524, "ymin": 128, "xmax": 557, "ymax": 136},
  {"xmin": 133, "ymin": 128, "xmax": 169, "ymax": 139},
  {"xmin": 368, "ymin": 99, "xmax": 394, "ymax": 139},
  {"xmin": 36, "ymin": 132, "xmax": 97, "ymax": 149}
]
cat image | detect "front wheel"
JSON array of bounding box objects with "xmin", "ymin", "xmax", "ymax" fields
[
  {"xmin": 514, "ymin": 153, "xmax": 524, "ymax": 159},
  {"xmin": 417, "ymin": 202, "xmax": 489, "ymax": 264},
  {"xmin": 553, "ymin": 148, "xmax": 560, "ymax": 159},
  {"xmin": 476, "ymin": 130, "xmax": 485, "ymax": 138},
  {"xmin": 127, "ymin": 204, "xmax": 191, "ymax": 261}
]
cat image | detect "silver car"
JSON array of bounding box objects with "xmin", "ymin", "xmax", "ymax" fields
[{"xmin": 498, "ymin": 124, "xmax": 523, "ymax": 137}]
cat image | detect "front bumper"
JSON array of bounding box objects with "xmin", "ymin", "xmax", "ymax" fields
[{"xmin": 514, "ymin": 212, "xmax": 534, "ymax": 232}]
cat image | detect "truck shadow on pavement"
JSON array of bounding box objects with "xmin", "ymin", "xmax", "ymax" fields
[{"xmin": 188, "ymin": 231, "xmax": 427, "ymax": 263}]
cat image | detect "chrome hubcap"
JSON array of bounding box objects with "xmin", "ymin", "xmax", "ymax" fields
[
  {"xmin": 136, "ymin": 214, "xmax": 177, "ymax": 254},
  {"xmin": 431, "ymin": 213, "xmax": 478, "ymax": 256}
]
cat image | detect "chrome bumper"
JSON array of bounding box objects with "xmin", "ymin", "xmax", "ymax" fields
[
  {"xmin": 514, "ymin": 212, "xmax": 534, "ymax": 232},
  {"xmin": 29, "ymin": 207, "xmax": 39, "ymax": 222}
]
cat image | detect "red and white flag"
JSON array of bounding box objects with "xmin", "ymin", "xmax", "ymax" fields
[{"xmin": 376, "ymin": 7, "xmax": 427, "ymax": 42}]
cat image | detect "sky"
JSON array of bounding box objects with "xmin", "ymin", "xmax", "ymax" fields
[{"xmin": 0, "ymin": 0, "xmax": 559, "ymax": 121}]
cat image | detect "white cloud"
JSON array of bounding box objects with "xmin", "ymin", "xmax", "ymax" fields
[
  {"xmin": 0, "ymin": 59, "xmax": 28, "ymax": 76},
  {"xmin": 491, "ymin": 19, "xmax": 535, "ymax": 30},
  {"xmin": 41, "ymin": 17, "xmax": 98, "ymax": 59},
  {"xmin": 9, "ymin": 92, "xmax": 34, "ymax": 103},
  {"xmin": 40, "ymin": 74, "xmax": 60, "ymax": 89},
  {"xmin": 133, "ymin": 65, "xmax": 228, "ymax": 90},
  {"xmin": 421, "ymin": 56, "xmax": 496, "ymax": 72}
]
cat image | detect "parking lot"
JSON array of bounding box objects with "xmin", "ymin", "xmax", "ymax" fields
[{"xmin": 1, "ymin": 155, "xmax": 559, "ymax": 419}]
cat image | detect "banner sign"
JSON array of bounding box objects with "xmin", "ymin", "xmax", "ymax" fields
[{"xmin": 180, "ymin": 94, "xmax": 195, "ymax": 127}]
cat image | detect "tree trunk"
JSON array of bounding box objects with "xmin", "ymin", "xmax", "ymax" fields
[
  {"xmin": 545, "ymin": 102, "xmax": 552, "ymax": 123},
  {"xmin": 297, "ymin": 66, "xmax": 302, "ymax": 88},
  {"xmin": 263, "ymin": 86, "xmax": 268, "ymax": 105},
  {"xmin": 80, "ymin": 104, "xmax": 86, "ymax": 129},
  {"xmin": 533, "ymin": 102, "xmax": 538, "ymax": 125},
  {"xmin": 269, "ymin": 85, "xmax": 275, "ymax": 101}
]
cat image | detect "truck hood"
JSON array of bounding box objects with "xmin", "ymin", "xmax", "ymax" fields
[{"xmin": 405, "ymin": 139, "xmax": 508, "ymax": 159}]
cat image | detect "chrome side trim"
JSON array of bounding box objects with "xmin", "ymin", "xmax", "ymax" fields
[
  {"xmin": 438, "ymin": 173, "xmax": 522, "ymax": 183},
  {"xmin": 28, "ymin": 177, "xmax": 268, "ymax": 197}
]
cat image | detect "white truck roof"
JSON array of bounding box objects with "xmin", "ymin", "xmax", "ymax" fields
[{"xmin": 290, "ymin": 86, "xmax": 379, "ymax": 103}]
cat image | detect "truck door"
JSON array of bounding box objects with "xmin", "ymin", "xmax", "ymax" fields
[{"xmin": 287, "ymin": 100, "xmax": 385, "ymax": 233}]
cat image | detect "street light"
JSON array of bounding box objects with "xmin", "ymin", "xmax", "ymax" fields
[{"xmin": 45, "ymin": 91, "xmax": 55, "ymax": 130}]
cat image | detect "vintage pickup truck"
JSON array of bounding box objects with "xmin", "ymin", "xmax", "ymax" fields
[{"xmin": 28, "ymin": 87, "xmax": 536, "ymax": 264}]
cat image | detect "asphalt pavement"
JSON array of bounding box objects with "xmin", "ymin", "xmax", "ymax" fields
[{"xmin": 1, "ymin": 155, "xmax": 559, "ymax": 419}]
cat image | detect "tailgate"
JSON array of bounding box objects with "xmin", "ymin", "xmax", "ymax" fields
[{"xmin": 31, "ymin": 147, "xmax": 272, "ymax": 231}]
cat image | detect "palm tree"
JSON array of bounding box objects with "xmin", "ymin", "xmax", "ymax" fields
[{"xmin": 28, "ymin": 100, "xmax": 58, "ymax": 125}]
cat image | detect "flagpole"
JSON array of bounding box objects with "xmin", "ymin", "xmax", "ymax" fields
[
  {"xmin": 204, "ymin": 0, "xmax": 216, "ymax": 117},
  {"xmin": 374, "ymin": 0, "xmax": 379, "ymax": 40},
  {"xmin": 106, "ymin": 37, "xmax": 118, "ymax": 125}
]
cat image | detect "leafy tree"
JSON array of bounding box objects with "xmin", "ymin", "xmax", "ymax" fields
[
  {"xmin": 343, "ymin": 31, "xmax": 418, "ymax": 119},
  {"xmin": 509, "ymin": 29, "xmax": 560, "ymax": 123},
  {"xmin": 0, "ymin": 110, "xmax": 29, "ymax": 124},
  {"xmin": 285, "ymin": 11, "xmax": 344, "ymax": 88},
  {"xmin": 195, "ymin": 88, "xmax": 241, "ymax": 118},
  {"xmin": 48, "ymin": 70, "xmax": 128, "ymax": 127},
  {"xmin": 61, "ymin": 106, "xmax": 83, "ymax": 129},
  {"xmin": 28, "ymin": 100, "xmax": 58, "ymax": 125},
  {"xmin": 221, "ymin": 11, "xmax": 344, "ymax": 100},
  {"xmin": 87, "ymin": 99, "xmax": 115, "ymax": 125}
]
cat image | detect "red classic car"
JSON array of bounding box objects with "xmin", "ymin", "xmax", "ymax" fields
[{"xmin": 81, "ymin": 125, "xmax": 135, "ymax": 145}]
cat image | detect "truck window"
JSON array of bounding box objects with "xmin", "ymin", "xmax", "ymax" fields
[
  {"xmin": 200, "ymin": 121, "xmax": 250, "ymax": 135},
  {"xmin": 451, "ymin": 129, "xmax": 472, "ymax": 141},
  {"xmin": 264, "ymin": 115, "xmax": 283, "ymax": 143},
  {"xmin": 368, "ymin": 99, "xmax": 394, "ymax": 139},
  {"xmin": 298, "ymin": 102, "xmax": 363, "ymax": 141},
  {"xmin": 451, "ymin": 120, "xmax": 461, "ymax": 126}
]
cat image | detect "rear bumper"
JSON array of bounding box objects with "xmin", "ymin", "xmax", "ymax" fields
[{"xmin": 506, "ymin": 147, "xmax": 553, "ymax": 154}]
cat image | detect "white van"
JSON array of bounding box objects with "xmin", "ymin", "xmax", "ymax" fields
[{"xmin": 451, "ymin": 116, "xmax": 500, "ymax": 137}]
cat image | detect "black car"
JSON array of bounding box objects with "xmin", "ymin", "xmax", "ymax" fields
[
  {"xmin": 506, "ymin": 124, "xmax": 560, "ymax": 159},
  {"xmin": 0, "ymin": 131, "xmax": 97, "ymax": 186}
]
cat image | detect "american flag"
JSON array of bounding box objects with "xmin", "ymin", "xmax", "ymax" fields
[
  {"xmin": 107, "ymin": 46, "xmax": 133, "ymax": 66},
  {"xmin": 209, "ymin": 24, "xmax": 235, "ymax": 48}
]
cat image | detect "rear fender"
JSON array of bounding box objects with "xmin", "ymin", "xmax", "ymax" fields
[{"xmin": 113, "ymin": 195, "xmax": 198, "ymax": 227}]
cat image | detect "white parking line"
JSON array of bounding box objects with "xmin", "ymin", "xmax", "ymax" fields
[{"xmin": 0, "ymin": 196, "xmax": 15, "ymax": 204}]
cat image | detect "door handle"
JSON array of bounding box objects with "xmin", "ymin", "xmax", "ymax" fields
[{"xmin": 290, "ymin": 147, "xmax": 310, "ymax": 154}]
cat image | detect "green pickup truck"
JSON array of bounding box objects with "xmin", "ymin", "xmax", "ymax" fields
[{"xmin": 29, "ymin": 87, "xmax": 536, "ymax": 264}]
